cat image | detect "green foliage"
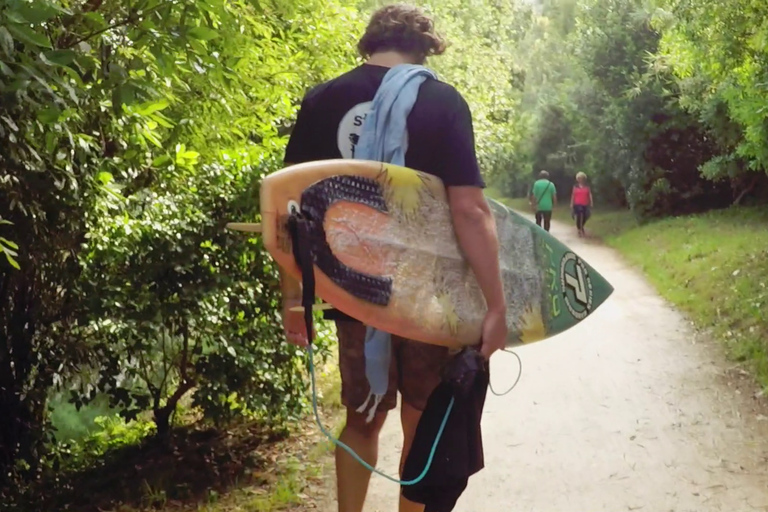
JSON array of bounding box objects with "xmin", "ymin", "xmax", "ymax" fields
[
  {"xmin": 0, "ymin": 218, "xmax": 19, "ymax": 269},
  {"xmin": 50, "ymin": 414, "xmax": 156, "ymax": 473},
  {"xmin": 491, "ymin": 0, "xmax": 767, "ymax": 218},
  {"xmin": 0, "ymin": 0, "xmax": 361, "ymax": 492},
  {"xmin": 655, "ymin": 0, "xmax": 768, "ymax": 180},
  {"xmin": 48, "ymin": 390, "xmax": 121, "ymax": 442}
]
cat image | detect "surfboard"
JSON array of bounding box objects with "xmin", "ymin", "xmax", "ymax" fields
[{"xmin": 243, "ymin": 159, "xmax": 614, "ymax": 349}]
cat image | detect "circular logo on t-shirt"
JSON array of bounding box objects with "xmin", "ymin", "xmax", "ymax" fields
[
  {"xmin": 336, "ymin": 101, "xmax": 408, "ymax": 159},
  {"xmin": 337, "ymin": 102, "xmax": 372, "ymax": 159}
]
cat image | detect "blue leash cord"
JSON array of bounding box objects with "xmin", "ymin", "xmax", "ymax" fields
[
  {"xmin": 306, "ymin": 342, "xmax": 521, "ymax": 486},
  {"xmin": 306, "ymin": 339, "xmax": 455, "ymax": 485}
]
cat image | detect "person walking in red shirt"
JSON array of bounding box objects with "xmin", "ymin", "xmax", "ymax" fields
[{"xmin": 570, "ymin": 172, "xmax": 593, "ymax": 237}]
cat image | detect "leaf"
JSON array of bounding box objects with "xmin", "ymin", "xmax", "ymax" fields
[
  {"xmin": 41, "ymin": 50, "xmax": 77, "ymax": 67},
  {"xmin": 136, "ymin": 99, "xmax": 170, "ymax": 116},
  {"xmin": 4, "ymin": 10, "xmax": 28, "ymax": 24},
  {"xmin": 150, "ymin": 113, "xmax": 175, "ymax": 129},
  {"xmin": 1, "ymin": 115, "xmax": 18, "ymax": 132},
  {"xmin": 187, "ymin": 26, "xmax": 219, "ymax": 41},
  {"xmin": 143, "ymin": 129, "xmax": 162, "ymax": 148},
  {"xmin": 2, "ymin": 248, "xmax": 20, "ymax": 270},
  {"xmin": 7, "ymin": 24, "xmax": 52, "ymax": 49},
  {"xmin": 97, "ymin": 172, "xmax": 113, "ymax": 185},
  {"xmin": 83, "ymin": 12, "xmax": 108, "ymax": 29},
  {"xmin": 17, "ymin": 2, "xmax": 71, "ymax": 24},
  {"xmin": 0, "ymin": 238, "xmax": 18, "ymax": 250},
  {"xmin": 58, "ymin": 65, "xmax": 84, "ymax": 87},
  {"xmin": 187, "ymin": 38, "xmax": 208, "ymax": 55},
  {"xmin": 45, "ymin": 131, "xmax": 57, "ymax": 153},
  {"xmin": 0, "ymin": 27, "xmax": 14, "ymax": 55},
  {"xmin": 2, "ymin": 244, "xmax": 17, "ymax": 257},
  {"xmin": 152, "ymin": 155, "xmax": 173, "ymax": 167}
]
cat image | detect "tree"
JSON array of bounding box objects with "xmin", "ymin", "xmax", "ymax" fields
[{"xmin": 654, "ymin": 0, "xmax": 768, "ymax": 202}]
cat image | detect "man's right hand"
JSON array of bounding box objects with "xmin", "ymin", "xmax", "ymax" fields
[{"xmin": 479, "ymin": 308, "xmax": 508, "ymax": 360}]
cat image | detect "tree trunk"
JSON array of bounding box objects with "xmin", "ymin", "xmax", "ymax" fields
[
  {"xmin": 153, "ymin": 406, "xmax": 172, "ymax": 446},
  {"xmin": 733, "ymin": 175, "xmax": 760, "ymax": 205},
  {"xmin": 152, "ymin": 380, "xmax": 194, "ymax": 447}
]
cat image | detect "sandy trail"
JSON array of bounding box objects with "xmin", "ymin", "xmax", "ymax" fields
[{"xmin": 351, "ymin": 214, "xmax": 768, "ymax": 512}]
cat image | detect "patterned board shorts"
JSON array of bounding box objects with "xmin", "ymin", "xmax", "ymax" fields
[{"xmin": 335, "ymin": 320, "xmax": 454, "ymax": 413}]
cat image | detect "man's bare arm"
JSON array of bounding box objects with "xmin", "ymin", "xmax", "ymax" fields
[
  {"xmin": 279, "ymin": 266, "xmax": 302, "ymax": 300},
  {"xmin": 276, "ymin": 163, "xmax": 303, "ymax": 300},
  {"xmin": 276, "ymin": 160, "xmax": 312, "ymax": 345},
  {"xmin": 447, "ymin": 186, "xmax": 506, "ymax": 312}
]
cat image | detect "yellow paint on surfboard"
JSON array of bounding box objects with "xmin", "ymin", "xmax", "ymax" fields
[
  {"xmin": 520, "ymin": 303, "xmax": 547, "ymax": 344},
  {"xmin": 377, "ymin": 163, "xmax": 428, "ymax": 220},
  {"xmin": 437, "ymin": 292, "xmax": 460, "ymax": 336}
]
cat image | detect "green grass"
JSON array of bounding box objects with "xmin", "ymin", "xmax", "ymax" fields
[{"xmin": 604, "ymin": 206, "xmax": 768, "ymax": 389}]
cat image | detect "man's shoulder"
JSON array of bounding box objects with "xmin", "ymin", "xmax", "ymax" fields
[
  {"xmin": 419, "ymin": 77, "xmax": 467, "ymax": 109},
  {"xmin": 301, "ymin": 66, "xmax": 367, "ymax": 104},
  {"xmin": 422, "ymin": 76, "xmax": 463, "ymax": 96},
  {"xmin": 302, "ymin": 77, "xmax": 340, "ymax": 105}
]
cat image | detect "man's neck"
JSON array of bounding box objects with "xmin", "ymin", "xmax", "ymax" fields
[{"xmin": 366, "ymin": 51, "xmax": 421, "ymax": 68}]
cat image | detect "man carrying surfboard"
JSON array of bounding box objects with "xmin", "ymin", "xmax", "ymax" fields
[
  {"xmin": 529, "ymin": 170, "xmax": 557, "ymax": 232},
  {"xmin": 279, "ymin": 5, "xmax": 507, "ymax": 512}
]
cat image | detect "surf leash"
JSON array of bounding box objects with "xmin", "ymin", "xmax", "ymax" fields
[
  {"xmin": 490, "ymin": 349, "xmax": 523, "ymax": 396},
  {"xmin": 286, "ymin": 207, "xmax": 522, "ymax": 485}
]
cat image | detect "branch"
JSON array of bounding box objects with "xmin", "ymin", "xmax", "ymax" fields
[
  {"xmin": 56, "ymin": 0, "xmax": 104, "ymax": 47},
  {"xmin": 135, "ymin": 334, "xmax": 159, "ymax": 407},
  {"xmin": 158, "ymin": 324, "xmax": 169, "ymax": 396},
  {"xmin": 733, "ymin": 175, "xmax": 760, "ymax": 206},
  {"xmin": 155, "ymin": 322, "xmax": 194, "ymax": 418},
  {"xmin": 65, "ymin": 4, "xmax": 163, "ymax": 49},
  {"xmin": 179, "ymin": 319, "xmax": 190, "ymax": 380}
]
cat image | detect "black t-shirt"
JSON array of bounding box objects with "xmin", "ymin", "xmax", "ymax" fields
[
  {"xmin": 284, "ymin": 63, "xmax": 484, "ymax": 188},
  {"xmin": 282, "ymin": 64, "xmax": 484, "ymax": 323}
]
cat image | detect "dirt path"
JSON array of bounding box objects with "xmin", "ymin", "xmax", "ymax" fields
[{"xmin": 352, "ymin": 214, "xmax": 768, "ymax": 512}]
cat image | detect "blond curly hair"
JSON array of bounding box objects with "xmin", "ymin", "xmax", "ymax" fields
[{"xmin": 358, "ymin": 4, "xmax": 447, "ymax": 63}]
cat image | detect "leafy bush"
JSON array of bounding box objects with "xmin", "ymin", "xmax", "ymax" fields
[{"xmin": 0, "ymin": 0, "xmax": 360, "ymax": 487}]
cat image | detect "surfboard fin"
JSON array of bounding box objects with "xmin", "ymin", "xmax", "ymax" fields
[
  {"xmin": 288, "ymin": 303, "xmax": 335, "ymax": 313},
  {"xmin": 226, "ymin": 222, "xmax": 262, "ymax": 233}
]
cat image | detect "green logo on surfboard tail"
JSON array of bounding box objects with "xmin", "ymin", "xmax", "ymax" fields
[
  {"xmin": 559, "ymin": 252, "xmax": 594, "ymax": 321},
  {"xmin": 516, "ymin": 210, "xmax": 613, "ymax": 340},
  {"xmin": 548, "ymin": 246, "xmax": 613, "ymax": 336}
]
